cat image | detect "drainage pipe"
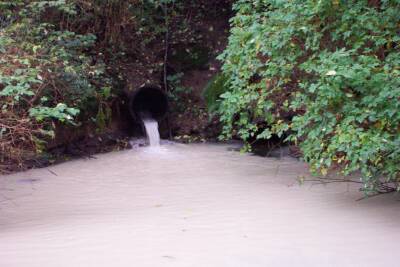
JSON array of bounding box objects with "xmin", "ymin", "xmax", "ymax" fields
[{"xmin": 128, "ymin": 85, "xmax": 169, "ymax": 122}]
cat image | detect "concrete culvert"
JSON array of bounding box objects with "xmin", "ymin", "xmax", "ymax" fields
[{"xmin": 129, "ymin": 85, "xmax": 169, "ymax": 122}]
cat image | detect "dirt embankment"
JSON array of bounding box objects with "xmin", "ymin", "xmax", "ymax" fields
[{"xmin": 117, "ymin": 2, "xmax": 232, "ymax": 140}]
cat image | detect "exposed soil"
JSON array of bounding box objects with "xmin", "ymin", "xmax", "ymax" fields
[{"xmin": 169, "ymin": 14, "xmax": 230, "ymax": 138}]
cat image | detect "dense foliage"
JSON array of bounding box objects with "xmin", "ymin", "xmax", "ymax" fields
[
  {"xmin": 0, "ymin": 0, "xmax": 176, "ymax": 171},
  {"xmin": 219, "ymin": 0, "xmax": 400, "ymax": 194},
  {"xmin": 0, "ymin": 0, "xmax": 230, "ymax": 172},
  {"xmin": 1, "ymin": 1, "xmax": 101, "ymax": 168},
  {"xmin": 3, "ymin": 0, "xmax": 399, "ymax": 196}
]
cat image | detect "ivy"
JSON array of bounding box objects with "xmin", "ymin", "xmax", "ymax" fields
[{"xmin": 219, "ymin": 0, "xmax": 400, "ymax": 194}]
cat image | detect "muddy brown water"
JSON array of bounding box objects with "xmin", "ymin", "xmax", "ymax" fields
[{"xmin": 0, "ymin": 143, "xmax": 399, "ymax": 267}]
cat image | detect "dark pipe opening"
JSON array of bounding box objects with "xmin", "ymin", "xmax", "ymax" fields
[{"xmin": 129, "ymin": 86, "xmax": 169, "ymax": 122}]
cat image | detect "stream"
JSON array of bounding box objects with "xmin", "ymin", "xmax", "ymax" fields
[{"xmin": 1, "ymin": 143, "xmax": 400, "ymax": 267}]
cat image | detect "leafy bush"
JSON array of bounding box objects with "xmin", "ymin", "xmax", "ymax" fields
[
  {"xmin": 0, "ymin": 1, "xmax": 111, "ymax": 171},
  {"xmin": 219, "ymin": 0, "xmax": 400, "ymax": 194},
  {"xmin": 0, "ymin": 0, "xmax": 199, "ymax": 172}
]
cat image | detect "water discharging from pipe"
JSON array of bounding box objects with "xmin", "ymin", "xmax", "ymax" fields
[{"xmin": 140, "ymin": 112, "xmax": 160, "ymax": 147}]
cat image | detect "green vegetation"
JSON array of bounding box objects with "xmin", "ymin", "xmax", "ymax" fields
[
  {"xmin": 218, "ymin": 0, "xmax": 400, "ymax": 194},
  {"xmin": 0, "ymin": 0, "xmax": 229, "ymax": 172},
  {"xmin": 0, "ymin": 0, "xmax": 184, "ymax": 171},
  {"xmin": 203, "ymin": 73, "xmax": 229, "ymax": 115},
  {"xmin": 0, "ymin": 1, "xmax": 106, "ymax": 168},
  {"xmin": 2, "ymin": 0, "xmax": 400, "ymax": 196}
]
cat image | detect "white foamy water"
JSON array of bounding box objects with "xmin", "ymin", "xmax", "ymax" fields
[
  {"xmin": 141, "ymin": 113, "xmax": 160, "ymax": 147},
  {"xmin": 1, "ymin": 143, "xmax": 400, "ymax": 267}
]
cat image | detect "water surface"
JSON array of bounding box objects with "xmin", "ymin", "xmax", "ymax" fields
[{"xmin": 0, "ymin": 143, "xmax": 399, "ymax": 267}]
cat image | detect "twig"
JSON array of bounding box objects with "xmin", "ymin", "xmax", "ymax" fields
[
  {"xmin": 46, "ymin": 169, "xmax": 58, "ymax": 176},
  {"xmin": 356, "ymin": 189, "xmax": 396, "ymax": 201},
  {"xmin": 303, "ymin": 176, "xmax": 397, "ymax": 200},
  {"xmin": 162, "ymin": 2, "xmax": 173, "ymax": 140}
]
